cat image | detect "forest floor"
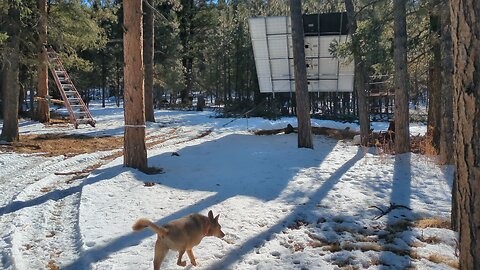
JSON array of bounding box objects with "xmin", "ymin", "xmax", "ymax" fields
[{"xmin": 0, "ymin": 102, "xmax": 457, "ymax": 270}]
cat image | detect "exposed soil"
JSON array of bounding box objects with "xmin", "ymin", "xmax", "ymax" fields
[{"xmin": 0, "ymin": 134, "xmax": 123, "ymax": 157}]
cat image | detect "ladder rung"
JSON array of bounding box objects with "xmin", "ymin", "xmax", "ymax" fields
[{"xmin": 49, "ymin": 50, "xmax": 95, "ymax": 128}]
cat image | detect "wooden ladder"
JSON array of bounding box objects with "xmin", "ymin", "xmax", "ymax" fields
[{"xmin": 47, "ymin": 46, "xmax": 95, "ymax": 128}]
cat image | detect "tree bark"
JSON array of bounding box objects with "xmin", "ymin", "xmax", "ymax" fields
[
  {"xmin": 1, "ymin": 1, "xmax": 21, "ymax": 142},
  {"xmin": 345, "ymin": 0, "xmax": 370, "ymax": 146},
  {"xmin": 290, "ymin": 0, "xmax": 313, "ymax": 149},
  {"xmin": 101, "ymin": 52, "xmax": 106, "ymax": 107},
  {"xmin": 180, "ymin": 0, "xmax": 194, "ymax": 105},
  {"xmin": 393, "ymin": 0, "xmax": 410, "ymax": 153},
  {"xmin": 427, "ymin": 12, "xmax": 442, "ymax": 154},
  {"xmin": 439, "ymin": 0, "xmax": 454, "ymax": 166},
  {"xmin": 123, "ymin": 0, "xmax": 148, "ymax": 171},
  {"xmin": 36, "ymin": 0, "xmax": 50, "ymax": 123},
  {"xmin": 144, "ymin": 0, "xmax": 156, "ymax": 122},
  {"xmin": 449, "ymin": 0, "xmax": 480, "ymax": 268}
]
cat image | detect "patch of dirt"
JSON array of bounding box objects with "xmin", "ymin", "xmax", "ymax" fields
[{"xmin": 0, "ymin": 134, "xmax": 123, "ymax": 157}]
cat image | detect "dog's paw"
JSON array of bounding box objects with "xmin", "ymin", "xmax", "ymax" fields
[
  {"xmin": 177, "ymin": 261, "xmax": 187, "ymax": 267},
  {"xmin": 190, "ymin": 260, "xmax": 197, "ymax": 266}
]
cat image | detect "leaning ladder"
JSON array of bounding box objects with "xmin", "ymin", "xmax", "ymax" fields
[{"xmin": 46, "ymin": 46, "xmax": 95, "ymax": 128}]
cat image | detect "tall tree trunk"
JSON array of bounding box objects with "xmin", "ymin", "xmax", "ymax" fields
[
  {"xmin": 427, "ymin": 12, "xmax": 442, "ymax": 153},
  {"xmin": 144, "ymin": 0, "xmax": 155, "ymax": 122},
  {"xmin": 439, "ymin": 0, "xmax": 454, "ymax": 166},
  {"xmin": 36, "ymin": 0, "xmax": 50, "ymax": 123},
  {"xmin": 180, "ymin": 0, "xmax": 194, "ymax": 105},
  {"xmin": 345, "ymin": 0, "xmax": 370, "ymax": 146},
  {"xmin": 123, "ymin": 0, "xmax": 148, "ymax": 171},
  {"xmin": 450, "ymin": 0, "xmax": 480, "ymax": 268},
  {"xmin": 290, "ymin": 0, "xmax": 313, "ymax": 149},
  {"xmin": 393, "ymin": 0, "xmax": 410, "ymax": 153},
  {"xmin": 116, "ymin": 61, "xmax": 121, "ymax": 107},
  {"xmin": 181, "ymin": 57, "xmax": 193, "ymax": 104},
  {"xmin": 101, "ymin": 52, "xmax": 106, "ymax": 107},
  {"xmin": 1, "ymin": 1, "xmax": 21, "ymax": 142}
]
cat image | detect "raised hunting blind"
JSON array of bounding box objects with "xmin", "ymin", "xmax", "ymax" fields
[{"xmin": 248, "ymin": 12, "xmax": 354, "ymax": 94}]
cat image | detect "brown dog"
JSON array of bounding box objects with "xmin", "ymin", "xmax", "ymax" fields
[{"xmin": 132, "ymin": 210, "xmax": 225, "ymax": 269}]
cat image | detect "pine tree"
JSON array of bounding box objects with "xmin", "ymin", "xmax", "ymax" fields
[
  {"xmin": 290, "ymin": 0, "xmax": 313, "ymax": 149},
  {"xmin": 345, "ymin": 0, "xmax": 370, "ymax": 146},
  {"xmin": 393, "ymin": 0, "xmax": 410, "ymax": 153},
  {"xmin": 1, "ymin": 0, "xmax": 21, "ymax": 142},
  {"xmin": 144, "ymin": 0, "xmax": 155, "ymax": 122},
  {"xmin": 123, "ymin": 0, "xmax": 148, "ymax": 171},
  {"xmin": 36, "ymin": 0, "xmax": 50, "ymax": 123},
  {"xmin": 449, "ymin": 0, "xmax": 480, "ymax": 267}
]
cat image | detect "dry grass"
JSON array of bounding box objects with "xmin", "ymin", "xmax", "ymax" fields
[
  {"xmin": 323, "ymin": 241, "xmax": 342, "ymax": 252},
  {"xmin": 422, "ymin": 128, "xmax": 438, "ymax": 156},
  {"xmin": 334, "ymin": 224, "xmax": 359, "ymax": 235},
  {"xmin": 427, "ymin": 254, "xmax": 459, "ymax": 269},
  {"xmin": 419, "ymin": 235, "xmax": 444, "ymax": 245},
  {"xmin": 384, "ymin": 220, "xmax": 413, "ymax": 234},
  {"xmin": 409, "ymin": 241, "xmax": 427, "ymax": 248},
  {"xmin": 369, "ymin": 257, "xmax": 383, "ymax": 266},
  {"xmin": 46, "ymin": 260, "xmax": 59, "ymax": 270},
  {"xmin": 414, "ymin": 218, "xmax": 451, "ymax": 229},
  {"xmin": 357, "ymin": 242, "xmax": 384, "ymax": 252}
]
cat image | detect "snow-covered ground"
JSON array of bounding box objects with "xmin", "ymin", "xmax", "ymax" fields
[{"xmin": 0, "ymin": 102, "xmax": 456, "ymax": 270}]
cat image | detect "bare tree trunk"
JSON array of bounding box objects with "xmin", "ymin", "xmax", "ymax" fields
[
  {"xmin": 427, "ymin": 12, "xmax": 441, "ymax": 153},
  {"xmin": 393, "ymin": 0, "xmax": 410, "ymax": 153},
  {"xmin": 36, "ymin": 0, "xmax": 50, "ymax": 123},
  {"xmin": 123, "ymin": 0, "xmax": 147, "ymax": 171},
  {"xmin": 101, "ymin": 52, "xmax": 106, "ymax": 107},
  {"xmin": 449, "ymin": 0, "xmax": 480, "ymax": 268},
  {"xmin": 1, "ymin": 1, "xmax": 20, "ymax": 142},
  {"xmin": 180, "ymin": 0, "xmax": 194, "ymax": 105},
  {"xmin": 439, "ymin": 0, "xmax": 454, "ymax": 166},
  {"xmin": 345, "ymin": 0, "xmax": 370, "ymax": 146},
  {"xmin": 144, "ymin": 0, "xmax": 155, "ymax": 122},
  {"xmin": 290, "ymin": 0, "xmax": 313, "ymax": 149}
]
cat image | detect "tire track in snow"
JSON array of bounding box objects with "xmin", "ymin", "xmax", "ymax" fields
[
  {"xmin": 0, "ymin": 151, "xmax": 114, "ymax": 270},
  {"xmin": 1, "ymin": 125, "xmax": 215, "ymax": 270}
]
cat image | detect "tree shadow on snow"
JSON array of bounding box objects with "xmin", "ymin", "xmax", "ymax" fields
[
  {"xmin": 0, "ymin": 163, "xmax": 125, "ymax": 216},
  {"xmin": 378, "ymin": 153, "xmax": 413, "ymax": 269},
  {"xmin": 63, "ymin": 134, "xmax": 350, "ymax": 269},
  {"xmin": 206, "ymin": 148, "xmax": 365, "ymax": 269}
]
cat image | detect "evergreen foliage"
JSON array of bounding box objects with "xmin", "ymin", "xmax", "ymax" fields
[{"xmin": 0, "ymin": 0, "xmax": 450, "ymax": 117}]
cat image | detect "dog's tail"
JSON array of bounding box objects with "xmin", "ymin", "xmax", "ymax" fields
[{"xmin": 132, "ymin": 218, "xmax": 168, "ymax": 236}]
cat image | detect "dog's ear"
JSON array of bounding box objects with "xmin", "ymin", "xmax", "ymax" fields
[
  {"xmin": 208, "ymin": 210, "xmax": 214, "ymax": 220},
  {"xmin": 214, "ymin": 214, "xmax": 220, "ymax": 223}
]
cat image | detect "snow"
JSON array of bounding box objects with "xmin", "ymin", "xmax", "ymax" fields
[{"xmin": 0, "ymin": 101, "xmax": 457, "ymax": 270}]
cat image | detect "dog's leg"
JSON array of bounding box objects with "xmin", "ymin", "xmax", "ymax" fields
[
  {"xmin": 177, "ymin": 250, "xmax": 187, "ymax": 266},
  {"xmin": 153, "ymin": 240, "xmax": 168, "ymax": 270},
  {"xmin": 186, "ymin": 249, "xmax": 197, "ymax": 266}
]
